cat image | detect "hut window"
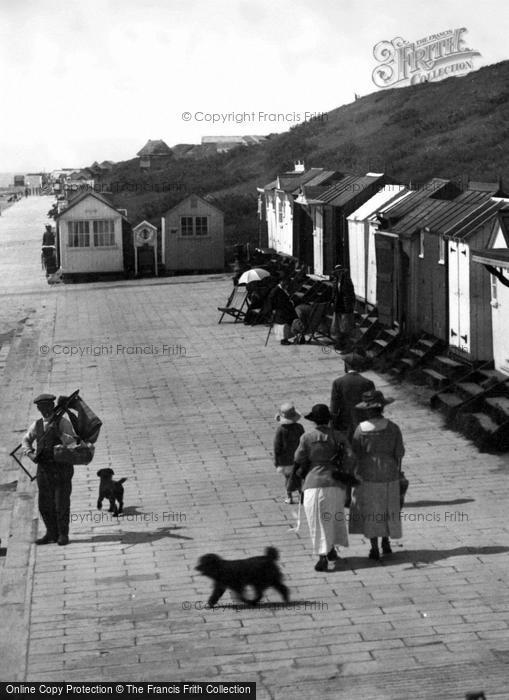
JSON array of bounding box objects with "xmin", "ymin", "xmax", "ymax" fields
[
  {"xmin": 93, "ymin": 219, "xmax": 115, "ymax": 246},
  {"xmin": 438, "ymin": 235, "xmax": 445, "ymax": 264},
  {"xmin": 278, "ymin": 195, "xmax": 285, "ymax": 224},
  {"xmin": 181, "ymin": 217, "xmax": 193, "ymax": 236},
  {"xmin": 195, "ymin": 217, "xmax": 208, "ymax": 236},
  {"xmin": 490, "ymin": 274, "xmax": 498, "ymax": 307},
  {"xmin": 190, "ymin": 196, "xmax": 198, "ymax": 209},
  {"xmin": 68, "ymin": 220, "xmax": 90, "ymax": 247},
  {"xmin": 419, "ymin": 231, "xmax": 425, "ymax": 258}
]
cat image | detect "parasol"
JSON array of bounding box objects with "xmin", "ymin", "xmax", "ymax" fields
[{"xmin": 237, "ymin": 268, "xmax": 271, "ymax": 285}]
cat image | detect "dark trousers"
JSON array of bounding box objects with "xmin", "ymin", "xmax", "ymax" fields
[{"xmin": 36, "ymin": 462, "xmax": 74, "ymax": 537}]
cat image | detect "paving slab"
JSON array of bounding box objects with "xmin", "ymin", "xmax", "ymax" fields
[{"xmin": 0, "ymin": 196, "xmax": 508, "ymax": 698}]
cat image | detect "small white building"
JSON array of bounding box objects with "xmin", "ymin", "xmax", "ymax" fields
[
  {"xmin": 161, "ymin": 194, "xmax": 224, "ymax": 272},
  {"xmin": 25, "ymin": 173, "xmax": 44, "ymax": 192},
  {"xmin": 55, "ymin": 191, "xmax": 131, "ymax": 279},
  {"xmin": 346, "ymin": 185, "xmax": 408, "ymax": 305}
]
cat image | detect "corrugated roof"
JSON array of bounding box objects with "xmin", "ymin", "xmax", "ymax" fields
[
  {"xmin": 264, "ymin": 167, "xmax": 339, "ymax": 192},
  {"xmin": 292, "ymin": 170, "xmax": 338, "ymax": 192},
  {"xmin": 445, "ymin": 200, "xmax": 506, "ymax": 240},
  {"xmin": 380, "ymin": 178, "xmax": 451, "ymax": 221},
  {"xmin": 347, "ymin": 185, "xmax": 407, "ymax": 221},
  {"xmin": 388, "ymin": 199, "xmax": 449, "ymax": 235},
  {"xmin": 467, "ymin": 181, "xmax": 502, "ymax": 195},
  {"xmin": 385, "ymin": 190, "xmax": 506, "ymax": 240},
  {"xmin": 316, "ymin": 174, "xmax": 384, "ymax": 207}
]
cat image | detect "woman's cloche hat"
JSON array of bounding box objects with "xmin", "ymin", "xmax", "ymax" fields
[
  {"xmin": 355, "ymin": 389, "xmax": 395, "ymax": 410},
  {"xmin": 275, "ymin": 402, "xmax": 302, "ymax": 424},
  {"xmin": 304, "ymin": 403, "xmax": 331, "ymax": 424}
]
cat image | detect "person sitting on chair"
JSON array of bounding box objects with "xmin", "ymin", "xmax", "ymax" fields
[{"xmin": 268, "ymin": 276, "xmax": 298, "ymax": 345}]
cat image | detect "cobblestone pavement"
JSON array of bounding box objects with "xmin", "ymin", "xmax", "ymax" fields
[{"xmin": 1, "ymin": 197, "xmax": 509, "ymax": 698}]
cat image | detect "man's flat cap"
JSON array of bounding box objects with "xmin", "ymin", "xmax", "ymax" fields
[{"xmin": 34, "ymin": 393, "xmax": 56, "ymax": 404}]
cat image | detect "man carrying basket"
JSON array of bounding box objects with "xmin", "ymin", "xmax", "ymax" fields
[{"xmin": 22, "ymin": 393, "xmax": 78, "ymax": 546}]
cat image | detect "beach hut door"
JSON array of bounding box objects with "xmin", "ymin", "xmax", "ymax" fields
[
  {"xmin": 449, "ymin": 241, "xmax": 471, "ymax": 354},
  {"xmin": 375, "ymin": 233, "xmax": 397, "ymax": 326}
]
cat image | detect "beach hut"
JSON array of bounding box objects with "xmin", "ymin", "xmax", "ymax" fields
[
  {"xmin": 346, "ymin": 184, "xmax": 407, "ymax": 306},
  {"xmin": 296, "ymin": 173, "xmax": 390, "ymax": 276},
  {"xmin": 161, "ymin": 194, "xmax": 224, "ymax": 272},
  {"xmin": 55, "ymin": 191, "xmax": 134, "ymax": 281},
  {"xmin": 444, "ymin": 197, "xmax": 509, "ymax": 361},
  {"xmin": 472, "ymin": 211, "xmax": 509, "ymax": 374},
  {"xmin": 373, "ymin": 178, "xmax": 461, "ymax": 329},
  {"xmin": 262, "ymin": 164, "xmax": 340, "ymax": 270}
]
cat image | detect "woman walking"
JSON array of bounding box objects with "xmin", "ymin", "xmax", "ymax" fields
[
  {"xmin": 294, "ymin": 404, "xmax": 350, "ymax": 571},
  {"xmin": 349, "ymin": 390, "xmax": 405, "ymax": 560}
]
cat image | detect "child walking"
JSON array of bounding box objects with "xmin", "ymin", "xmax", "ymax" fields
[{"xmin": 274, "ymin": 402, "xmax": 304, "ymax": 504}]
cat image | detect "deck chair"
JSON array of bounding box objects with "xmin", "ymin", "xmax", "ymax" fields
[
  {"xmin": 218, "ymin": 285, "xmax": 249, "ymax": 323},
  {"xmin": 302, "ymin": 302, "xmax": 333, "ymax": 344}
]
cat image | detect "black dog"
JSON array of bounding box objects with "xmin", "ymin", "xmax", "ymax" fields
[
  {"xmin": 96, "ymin": 468, "xmax": 127, "ymax": 516},
  {"xmin": 196, "ymin": 546, "xmax": 290, "ymax": 607}
]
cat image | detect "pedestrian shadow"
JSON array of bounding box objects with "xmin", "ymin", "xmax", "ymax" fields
[
  {"xmin": 404, "ymin": 498, "xmax": 474, "ymax": 507},
  {"xmin": 334, "ymin": 545, "xmax": 509, "ymax": 571},
  {"xmin": 75, "ymin": 526, "xmax": 193, "ymax": 546}
]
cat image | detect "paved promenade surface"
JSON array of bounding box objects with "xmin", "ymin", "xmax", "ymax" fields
[{"xmin": 1, "ymin": 197, "xmax": 509, "ymax": 699}]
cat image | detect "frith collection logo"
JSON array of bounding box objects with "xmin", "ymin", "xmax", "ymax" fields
[{"xmin": 372, "ymin": 28, "xmax": 481, "ymax": 88}]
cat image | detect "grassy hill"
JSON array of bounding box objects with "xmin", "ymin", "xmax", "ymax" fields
[{"xmin": 104, "ymin": 60, "xmax": 509, "ymax": 252}]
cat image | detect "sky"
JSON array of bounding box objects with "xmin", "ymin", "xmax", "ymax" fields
[{"xmin": 0, "ymin": 0, "xmax": 507, "ymax": 172}]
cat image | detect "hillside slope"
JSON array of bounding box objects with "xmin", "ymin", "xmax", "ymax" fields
[{"xmin": 105, "ymin": 60, "xmax": 509, "ymax": 248}]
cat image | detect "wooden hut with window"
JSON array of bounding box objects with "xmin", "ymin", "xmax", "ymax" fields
[
  {"xmin": 55, "ymin": 191, "xmax": 134, "ymax": 282},
  {"xmin": 161, "ymin": 194, "xmax": 224, "ymax": 272}
]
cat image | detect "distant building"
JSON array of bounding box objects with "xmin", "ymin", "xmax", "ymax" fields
[
  {"xmin": 201, "ymin": 135, "xmax": 266, "ymax": 153},
  {"xmin": 161, "ymin": 194, "xmax": 224, "ymax": 272},
  {"xmin": 25, "ymin": 173, "xmax": 45, "ymax": 191},
  {"xmin": 55, "ymin": 191, "xmax": 134, "ymax": 281},
  {"xmin": 137, "ymin": 140, "xmax": 172, "ymax": 169}
]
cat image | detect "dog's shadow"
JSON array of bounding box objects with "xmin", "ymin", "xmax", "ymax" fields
[
  {"xmin": 214, "ymin": 598, "xmax": 318, "ymax": 610},
  {"xmin": 333, "ymin": 544, "xmax": 509, "ymax": 571},
  {"xmin": 76, "ymin": 526, "xmax": 193, "ymax": 547}
]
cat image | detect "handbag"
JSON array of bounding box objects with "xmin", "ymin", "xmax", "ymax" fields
[
  {"xmin": 330, "ymin": 434, "xmax": 360, "ymax": 487},
  {"xmin": 399, "ymin": 471, "xmax": 409, "ymax": 508},
  {"xmin": 54, "ymin": 442, "xmax": 95, "ymax": 465},
  {"xmin": 287, "ymin": 462, "xmax": 305, "ymax": 493}
]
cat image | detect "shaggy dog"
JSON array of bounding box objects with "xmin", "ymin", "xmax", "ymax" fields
[
  {"xmin": 96, "ymin": 468, "xmax": 127, "ymax": 516},
  {"xmin": 196, "ymin": 546, "xmax": 290, "ymax": 607}
]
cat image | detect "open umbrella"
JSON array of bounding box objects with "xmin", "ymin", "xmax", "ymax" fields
[{"xmin": 237, "ymin": 268, "xmax": 271, "ymax": 285}]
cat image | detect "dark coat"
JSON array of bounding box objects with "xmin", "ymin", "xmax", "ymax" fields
[
  {"xmin": 332, "ymin": 273, "xmax": 355, "ymax": 314},
  {"xmin": 273, "ymin": 422, "xmax": 305, "ymax": 466},
  {"xmin": 269, "ymin": 285, "xmax": 297, "ymax": 325},
  {"xmin": 330, "ymin": 371, "xmax": 375, "ymax": 434}
]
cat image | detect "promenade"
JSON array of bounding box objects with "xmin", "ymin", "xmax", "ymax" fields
[{"xmin": 1, "ymin": 197, "xmax": 508, "ymax": 699}]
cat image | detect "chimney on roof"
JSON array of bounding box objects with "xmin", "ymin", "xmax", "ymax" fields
[{"xmin": 294, "ymin": 160, "xmax": 305, "ymax": 173}]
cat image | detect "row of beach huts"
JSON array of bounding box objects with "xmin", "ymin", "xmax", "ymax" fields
[{"xmin": 257, "ymin": 162, "xmax": 509, "ymax": 451}]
